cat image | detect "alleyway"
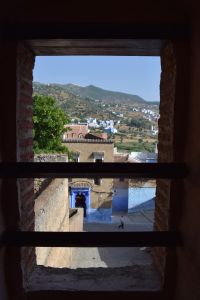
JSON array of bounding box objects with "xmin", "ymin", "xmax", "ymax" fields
[
  {"xmin": 70, "ymin": 211, "xmax": 154, "ymax": 269},
  {"xmin": 29, "ymin": 210, "xmax": 160, "ymax": 291}
]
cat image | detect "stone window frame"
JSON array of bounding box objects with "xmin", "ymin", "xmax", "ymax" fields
[
  {"xmin": 23, "ymin": 40, "xmax": 165, "ymax": 284},
  {"xmin": 4, "ymin": 33, "xmax": 188, "ymax": 295}
]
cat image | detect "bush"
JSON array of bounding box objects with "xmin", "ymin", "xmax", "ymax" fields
[
  {"xmin": 33, "ymin": 94, "xmax": 70, "ymax": 153},
  {"xmin": 116, "ymin": 141, "xmax": 155, "ymax": 153}
]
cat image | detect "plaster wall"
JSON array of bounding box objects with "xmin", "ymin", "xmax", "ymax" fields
[
  {"xmin": 69, "ymin": 208, "xmax": 84, "ymax": 232},
  {"xmin": 35, "ymin": 178, "xmax": 70, "ymax": 267},
  {"xmin": 66, "ymin": 141, "xmax": 114, "ymax": 209},
  {"xmin": 64, "ymin": 141, "xmax": 114, "ymax": 162}
]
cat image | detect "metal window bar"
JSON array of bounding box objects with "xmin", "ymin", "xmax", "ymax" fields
[
  {"xmin": 0, "ymin": 162, "xmax": 188, "ymax": 248},
  {"xmin": 0, "ymin": 231, "xmax": 182, "ymax": 247},
  {"xmin": 0, "ymin": 162, "xmax": 188, "ymax": 179}
]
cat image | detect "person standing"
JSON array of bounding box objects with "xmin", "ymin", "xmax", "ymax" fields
[
  {"xmin": 80, "ymin": 192, "xmax": 87, "ymax": 217},
  {"xmin": 118, "ymin": 215, "xmax": 124, "ymax": 229}
]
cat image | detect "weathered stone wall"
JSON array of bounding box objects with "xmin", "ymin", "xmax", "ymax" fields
[
  {"xmin": 34, "ymin": 154, "xmax": 69, "ymax": 196},
  {"xmin": 45, "ymin": 208, "xmax": 83, "ymax": 268},
  {"xmin": 34, "ymin": 154, "xmax": 69, "ymax": 163},
  {"xmin": 35, "ymin": 178, "xmax": 70, "ymax": 267},
  {"xmin": 154, "ymin": 39, "xmax": 190, "ymax": 300},
  {"xmin": 153, "ymin": 42, "xmax": 176, "ymax": 280},
  {"xmin": 16, "ymin": 43, "xmax": 36, "ymax": 281},
  {"xmin": 34, "ymin": 177, "xmax": 84, "ymax": 268},
  {"xmin": 69, "ymin": 208, "xmax": 84, "ymax": 232},
  {"xmin": 174, "ymin": 20, "xmax": 200, "ymax": 300},
  {"xmin": 34, "ymin": 154, "xmax": 83, "ymax": 268}
]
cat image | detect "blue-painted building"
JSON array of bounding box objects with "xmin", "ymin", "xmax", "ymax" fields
[
  {"xmin": 112, "ymin": 179, "xmax": 129, "ymax": 213},
  {"xmin": 70, "ymin": 187, "xmax": 91, "ymax": 216}
]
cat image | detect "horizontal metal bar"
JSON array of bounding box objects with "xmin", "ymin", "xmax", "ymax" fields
[
  {"xmin": 27, "ymin": 291, "xmax": 162, "ymax": 300},
  {"xmin": 0, "ymin": 231, "xmax": 182, "ymax": 247},
  {"xmin": 0, "ymin": 23, "xmax": 189, "ymax": 40},
  {"xmin": 0, "ymin": 162, "xmax": 189, "ymax": 179}
]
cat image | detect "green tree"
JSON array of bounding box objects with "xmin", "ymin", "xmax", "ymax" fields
[
  {"xmin": 33, "ymin": 94, "xmax": 70, "ymax": 153},
  {"xmin": 128, "ymin": 118, "xmax": 151, "ymax": 130}
]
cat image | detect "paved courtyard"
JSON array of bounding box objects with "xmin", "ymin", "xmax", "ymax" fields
[
  {"xmin": 29, "ymin": 210, "xmax": 160, "ymax": 291},
  {"xmin": 70, "ymin": 211, "xmax": 154, "ymax": 269}
]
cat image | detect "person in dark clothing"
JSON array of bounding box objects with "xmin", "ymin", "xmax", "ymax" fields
[
  {"xmin": 118, "ymin": 215, "xmax": 124, "ymax": 229},
  {"xmin": 75, "ymin": 192, "xmax": 87, "ymax": 217}
]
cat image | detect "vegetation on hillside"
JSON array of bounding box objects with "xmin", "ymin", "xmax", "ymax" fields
[
  {"xmin": 126, "ymin": 118, "xmax": 152, "ymax": 129},
  {"xmin": 115, "ymin": 141, "xmax": 156, "ymax": 153},
  {"xmin": 33, "ymin": 82, "xmax": 99, "ymax": 118},
  {"xmin": 63, "ymin": 83, "xmax": 149, "ymax": 104},
  {"xmin": 33, "ymin": 82, "xmax": 159, "ymax": 153}
]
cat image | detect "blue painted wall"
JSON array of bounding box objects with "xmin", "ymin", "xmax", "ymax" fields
[
  {"xmin": 112, "ymin": 188, "xmax": 128, "ymax": 212},
  {"xmin": 70, "ymin": 187, "xmax": 90, "ymax": 216},
  {"xmin": 128, "ymin": 187, "xmax": 156, "ymax": 211},
  {"xmin": 86, "ymin": 208, "xmax": 112, "ymax": 223}
]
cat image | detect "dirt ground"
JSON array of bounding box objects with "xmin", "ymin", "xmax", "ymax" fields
[
  {"xmin": 28, "ymin": 211, "xmax": 161, "ymax": 292},
  {"xmin": 70, "ymin": 211, "xmax": 154, "ymax": 269}
]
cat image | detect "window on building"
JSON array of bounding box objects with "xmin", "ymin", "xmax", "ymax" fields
[
  {"xmin": 94, "ymin": 178, "xmax": 101, "ymax": 185},
  {"xmin": 72, "ymin": 152, "xmax": 80, "ymax": 162},
  {"xmin": 95, "ymin": 158, "xmax": 103, "ymax": 163}
]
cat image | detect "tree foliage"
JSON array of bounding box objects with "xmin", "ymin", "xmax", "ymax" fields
[
  {"xmin": 33, "ymin": 94, "xmax": 70, "ymax": 153},
  {"xmin": 115, "ymin": 141, "xmax": 156, "ymax": 153},
  {"xmin": 127, "ymin": 118, "xmax": 151, "ymax": 129}
]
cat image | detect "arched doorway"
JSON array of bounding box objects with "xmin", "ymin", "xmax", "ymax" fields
[
  {"xmin": 75, "ymin": 192, "xmax": 87, "ymax": 217},
  {"xmin": 70, "ymin": 187, "xmax": 90, "ymax": 217}
]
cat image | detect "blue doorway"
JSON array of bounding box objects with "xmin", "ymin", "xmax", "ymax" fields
[{"xmin": 70, "ymin": 187, "xmax": 90, "ymax": 217}]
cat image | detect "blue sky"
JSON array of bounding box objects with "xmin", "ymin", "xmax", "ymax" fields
[{"xmin": 33, "ymin": 56, "xmax": 161, "ymax": 102}]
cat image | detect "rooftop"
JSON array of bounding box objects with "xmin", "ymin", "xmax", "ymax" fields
[{"xmin": 63, "ymin": 139, "xmax": 113, "ymax": 144}]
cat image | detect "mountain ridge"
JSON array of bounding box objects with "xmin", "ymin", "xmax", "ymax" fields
[{"xmin": 33, "ymin": 82, "xmax": 159, "ymax": 105}]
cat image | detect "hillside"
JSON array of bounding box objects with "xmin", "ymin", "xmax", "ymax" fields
[
  {"xmin": 33, "ymin": 82, "xmax": 159, "ymax": 152},
  {"xmin": 33, "ymin": 82, "xmax": 159, "ymax": 106},
  {"xmin": 33, "ymin": 81, "xmax": 159, "ymax": 121},
  {"xmin": 33, "ymin": 82, "xmax": 100, "ymax": 118},
  {"xmin": 60, "ymin": 83, "xmax": 154, "ymax": 104}
]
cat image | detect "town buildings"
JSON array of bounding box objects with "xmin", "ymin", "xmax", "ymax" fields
[{"xmin": 63, "ymin": 125, "xmax": 114, "ymax": 217}]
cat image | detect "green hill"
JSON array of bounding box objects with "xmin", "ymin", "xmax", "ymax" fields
[
  {"xmin": 63, "ymin": 83, "xmax": 153, "ymax": 104},
  {"xmin": 33, "ymin": 82, "xmax": 159, "ymax": 120},
  {"xmin": 33, "ymin": 82, "xmax": 99, "ymax": 118}
]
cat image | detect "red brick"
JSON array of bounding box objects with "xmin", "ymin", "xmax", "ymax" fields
[
  {"xmin": 21, "ymin": 80, "xmax": 33, "ymax": 95},
  {"xmin": 19, "ymin": 138, "xmax": 33, "ymax": 148},
  {"xmin": 20, "ymin": 152, "xmax": 34, "ymax": 162},
  {"xmin": 19, "ymin": 179, "xmax": 34, "ymax": 190},
  {"xmin": 19, "ymin": 106, "xmax": 33, "ymax": 118},
  {"xmin": 19, "ymin": 95, "xmax": 32, "ymax": 105},
  {"xmin": 20, "ymin": 210, "xmax": 35, "ymax": 230},
  {"xmin": 19, "ymin": 120, "xmax": 33, "ymax": 129},
  {"xmin": 20, "ymin": 189, "xmax": 34, "ymax": 202}
]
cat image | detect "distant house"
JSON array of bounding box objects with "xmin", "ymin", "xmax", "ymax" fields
[
  {"xmin": 63, "ymin": 124, "xmax": 88, "ymax": 140},
  {"xmin": 128, "ymin": 151, "xmax": 157, "ymax": 163},
  {"xmin": 113, "ymin": 151, "xmax": 156, "ymax": 213},
  {"xmin": 104, "ymin": 126, "xmax": 118, "ymax": 134}
]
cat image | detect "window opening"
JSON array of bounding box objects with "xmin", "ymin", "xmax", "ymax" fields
[{"xmin": 30, "ymin": 53, "xmax": 163, "ymax": 291}]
